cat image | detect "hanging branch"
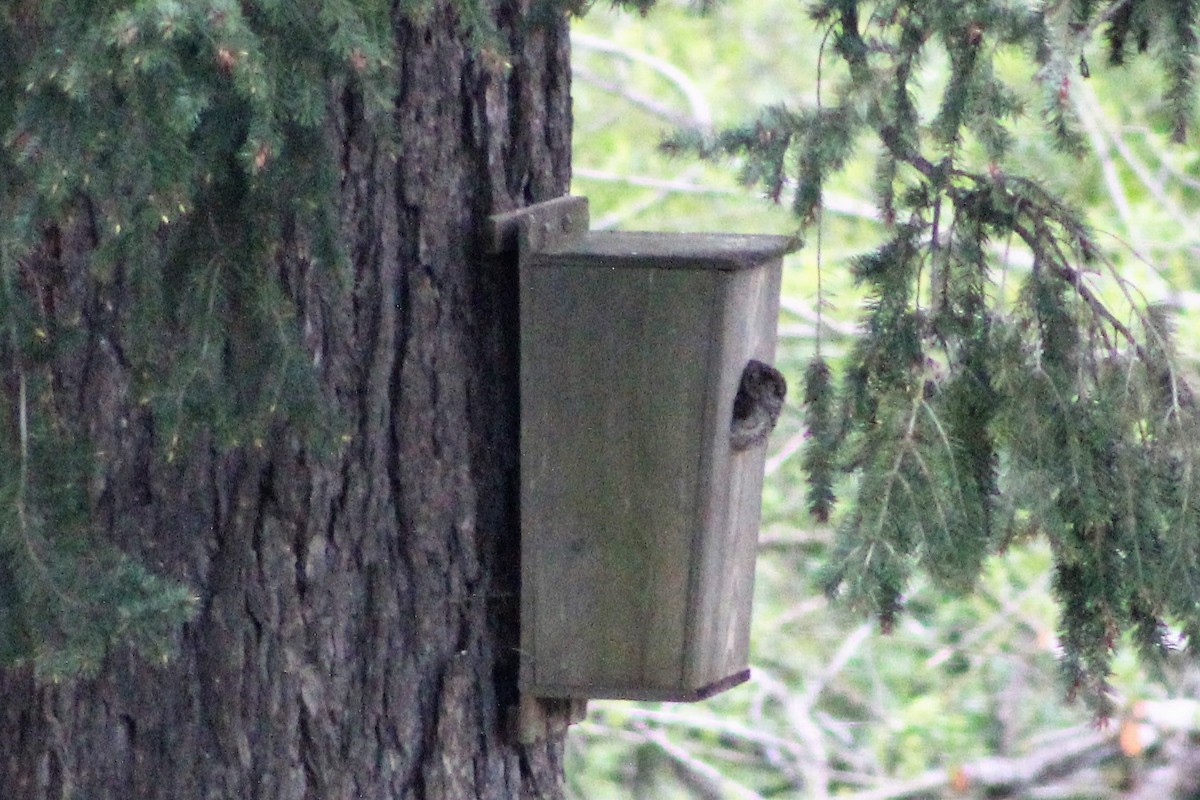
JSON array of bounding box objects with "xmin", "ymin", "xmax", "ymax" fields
[{"xmin": 672, "ymin": 0, "xmax": 1200, "ymax": 708}]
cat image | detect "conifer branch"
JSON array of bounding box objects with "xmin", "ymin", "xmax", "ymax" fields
[
  {"xmin": 1007, "ymin": 217, "xmax": 1149, "ymax": 365},
  {"xmin": 734, "ymin": 0, "xmax": 1200, "ymax": 701}
]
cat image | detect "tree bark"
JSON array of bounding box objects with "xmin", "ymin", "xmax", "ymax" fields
[{"xmin": 0, "ymin": 3, "xmax": 572, "ymax": 799}]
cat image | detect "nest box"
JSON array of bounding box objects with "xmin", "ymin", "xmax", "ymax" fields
[{"xmin": 487, "ymin": 196, "xmax": 797, "ymax": 702}]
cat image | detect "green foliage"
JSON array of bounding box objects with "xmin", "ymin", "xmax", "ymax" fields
[
  {"xmin": 0, "ymin": 0, "xmax": 623, "ymax": 683},
  {"xmin": 664, "ymin": 0, "xmax": 1200, "ymax": 710},
  {"xmin": 801, "ymin": 355, "xmax": 836, "ymax": 522},
  {"xmin": 0, "ymin": 0, "xmax": 407, "ymax": 678},
  {"xmin": 568, "ymin": 2, "xmax": 1200, "ymax": 794},
  {"xmin": 0, "ymin": 364, "xmax": 197, "ymax": 679},
  {"xmin": 2, "ymin": 0, "xmax": 397, "ymax": 430},
  {"xmin": 1103, "ymin": 0, "xmax": 1198, "ymax": 141}
]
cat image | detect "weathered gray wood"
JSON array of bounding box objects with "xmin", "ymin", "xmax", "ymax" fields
[
  {"xmin": 484, "ymin": 195, "xmax": 590, "ymax": 256},
  {"xmin": 518, "ymin": 228, "xmax": 793, "ymax": 701},
  {"xmin": 534, "ymin": 230, "xmax": 798, "ymax": 271},
  {"xmin": 685, "ymin": 263, "xmax": 783, "ymax": 690},
  {"xmin": 521, "ymin": 264, "xmax": 714, "ymax": 698}
]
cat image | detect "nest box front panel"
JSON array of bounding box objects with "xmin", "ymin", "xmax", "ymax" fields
[{"xmin": 520, "ymin": 263, "xmax": 722, "ymax": 699}]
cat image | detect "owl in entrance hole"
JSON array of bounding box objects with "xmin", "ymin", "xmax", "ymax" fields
[{"xmin": 730, "ymin": 359, "xmax": 787, "ymax": 452}]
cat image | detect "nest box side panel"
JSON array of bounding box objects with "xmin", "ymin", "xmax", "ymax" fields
[
  {"xmin": 683, "ymin": 257, "xmax": 785, "ymax": 691},
  {"xmin": 519, "ymin": 262, "xmax": 721, "ymax": 699}
]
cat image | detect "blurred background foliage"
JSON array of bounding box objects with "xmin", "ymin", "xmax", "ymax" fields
[{"xmin": 566, "ymin": 1, "xmax": 1200, "ymax": 797}]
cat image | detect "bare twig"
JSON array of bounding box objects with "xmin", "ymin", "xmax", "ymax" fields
[
  {"xmin": 571, "ymin": 30, "xmax": 713, "ymax": 129},
  {"xmin": 1071, "ymin": 85, "xmax": 1135, "ymax": 239},
  {"xmin": 573, "ymin": 166, "xmax": 741, "ymax": 195},
  {"xmin": 631, "ymin": 722, "xmax": 770, "ymax": 800},
  {"xmin": 1076, "ymin": 84, "xmax": 1198, "ymax": 241},
  {"xmin": 825, "ymin": 725, "xmax": 1117, "ymax": 800},
  {"xmin": 572, "ymin": 65, "xmax": 699, "ymax": 129},
  {"xmin": 765, "ymin": 430, "xmax": 804, "ymax": 475},
  {"xmin": 752, "ymin": 668, "xmax": 833, "ymax": 799},
  {"xmin": 585, "ymin": 704, "xmax": 812, "ymax": 765}
]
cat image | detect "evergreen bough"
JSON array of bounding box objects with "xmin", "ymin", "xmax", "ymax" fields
[
  {"xmin": 0, "ymin": 0, "xmax": 593, "ymax": 680},
  {"xmin": 670, "ymin": 0, "xmax": 1200, "ymax": 713},
  {"xmin": 0, "ymin": 0, "xmax": 409, "ymax": 678},
  {"xmin": 0, "ymin": 0, "xmax": 649, "ymax": 680},
  {"xmin": 5, "ymin": 0, "xmax": 1200, "ymax": 714}
]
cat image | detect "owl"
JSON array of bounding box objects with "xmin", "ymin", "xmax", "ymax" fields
[{"xmin": 730, "ymin": 359, "xmax": 787, "ymax": 452}]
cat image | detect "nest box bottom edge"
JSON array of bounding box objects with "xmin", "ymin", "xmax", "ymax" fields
[{"xmin": 522, "ymin": 668, "xmax": 751, "ymax": 703}]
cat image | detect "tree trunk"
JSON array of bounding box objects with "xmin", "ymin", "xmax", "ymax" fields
[{"xmin": 0, "ymin": 4, "xmax": 573, "ymax": 799}]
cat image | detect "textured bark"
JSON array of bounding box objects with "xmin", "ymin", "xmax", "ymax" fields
[{"xmin": 0, "ymin": 4, "xmax": 572, "ymax": 799}]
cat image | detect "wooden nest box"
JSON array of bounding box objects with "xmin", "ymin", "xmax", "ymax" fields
[{"xmin": 487, "ymin": 196, "xmax": 797, "ymax": 702}]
